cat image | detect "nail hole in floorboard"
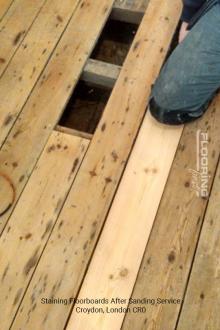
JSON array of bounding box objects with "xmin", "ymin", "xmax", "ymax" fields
[
  {"xmin": 59, "ymin": 81, "xmax": 111, "ymax": 134},
  {"xmin": 91, "ymin": 19, "xmax": 138, "ymax": 66}
]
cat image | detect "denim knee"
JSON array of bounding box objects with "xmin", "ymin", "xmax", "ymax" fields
[{"xmin": 149, "ymin": 97, "xmax": 202, "ymax": 125}]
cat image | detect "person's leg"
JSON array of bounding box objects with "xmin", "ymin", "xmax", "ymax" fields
[{"xmin": 149, "ymin": 3, "xmax": 220, "ymax": 125}]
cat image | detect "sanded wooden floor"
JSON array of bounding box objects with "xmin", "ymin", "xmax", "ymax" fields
[{"xmin": 0, "ymin": 0, "xmax": 219, "ymax": 329}]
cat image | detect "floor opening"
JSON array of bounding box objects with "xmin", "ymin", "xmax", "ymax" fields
[
  {"xmin": 59, "ymin": 20, "xmax": 138, "ymax": 135},
  {"xmin": 91, "ymin": 19, "xmax": 138, "ymax": 66},
  {"xmin": 59, "ymin": 81, "xmax": 111, "ymax": 135},
  {"xmin": 59, "ymin": 19, "xmax": 181, "ymax": 136}
]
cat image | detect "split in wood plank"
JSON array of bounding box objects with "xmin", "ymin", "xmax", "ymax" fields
[
  {"xmin": 122, "ymin": 95, "xmax": 220, "ymax": 330},
  {"xmin": 56, "ymin": 125, "xmax": 93, "ymax": 140},
  {"xmin": 0, "ymin": 0, "xmax": 114, "ymax": 233},
  {"xmin": 67, "ymin": 111, "xmax": 182, "ymax": 330},
  {"xmin": 0, "ymin": 0, "xmax": 47, "ymax": 77},
  {"xmin": 11, "ymin": 1, "xmax": 181, "ymax": 328},
  {"xmin": 0, "ymin": 0, "xmax": 13, "ymax": 21},
  {"xmin": 177, "ymin": 159, "xmax": 220, "ymax": 330},
  {"xmin": 112, "ymin": 0, "xmax": 149, "ymax": 24},
  {"xmin": 82, "ymin": 59, "xmax": 121, "ymax": 89},
  {"xmin": 0, "ymin": 0, "xmax": 81, "ymax": 146},
  {"xmin": 0, "ymin": 131, "xmax": 89, "ymax": 330}
]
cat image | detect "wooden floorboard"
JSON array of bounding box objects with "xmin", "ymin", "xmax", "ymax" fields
[
  {"xmin": 11, "ymin": 1, "xmax": 181, "ymax": 328},
  {"xmin": 0, "ymin": 0, "xmax": 81, "ymax": 147},
  {"xmin": 0, "ymin": 131, "xmax": 89, "ymax": 330},
  {"xmin": 122, "ymin": 95, "xmax": 220, "ymax": 330},
  {"xmin": 177, "ymin": 160, "xmax": 220, "ymax": 330},
  {"xmin": 0, "ymin": 0, "xmax": 13, "ymax": 21},
  {"xmin": 0, "ymin": 0, "xmax": 47, "ymax": 77},
  {"xmin": 66, "ymin": 111, "xmax": 182, "ymax": 330},
  {"xmin": 112, "ymin": 0, "xmax": 149, "ymax": 23},
  {"xmin": 56, "ymin": 125, "xmax": 93, "ymax": 140},
  {"xmin": 0, "ymin": 0, "xmax": 114, "ymax": 234}
]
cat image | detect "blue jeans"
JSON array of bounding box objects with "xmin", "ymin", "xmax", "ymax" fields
[{"xmin": 149, "ymin": 3, "xmax": 220, "ymax": 125}]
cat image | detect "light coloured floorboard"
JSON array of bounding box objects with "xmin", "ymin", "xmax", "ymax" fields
[
  {"xmin": 67, "ymin": 111, "xmax": 182, "ymax": 330},
  {"xmin": 0, "ymin": 0, "xmax": 113, "ymax": 233},
  {"xmin": 56, "ymin": 125, "xmax": 93, "ymax": 140},
  {"xmin": 0, "ymin": 0, "xmax": 46, "ymax": 77},
  {"xmin": 11, "ymin": 1, "xmax": 181, "ymax": 328},
  {"xmin": 0, "ymin": 0, "xmax": 13, "ymax": 20},
  {"xmin": 177, "ymin": 160, "xmax": 220, "ymax": 330},
  {"xmin": 0, "ymin": 0, "xmax": 81, "ymax": 146},
  {"xmin": 0, "ymin": 131, "xmax": 89, "ymax": 330},
  {"xmin": 122, "ymin": 95, "xmax": 220, "ymax": 330}
]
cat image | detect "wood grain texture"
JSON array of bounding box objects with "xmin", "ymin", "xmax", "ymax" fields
[
  {"xmin": 11, "ymin": 1, "xmax": 181, "ymax": 329},
  {"xmin": 177, "ymin": 162, "xmax": 220, "ymax": 330},
  {"xmin": 122, "ymin": 95, "xmax": 220, "ymax": 330},
  {"xmin": 0, "ymin": 0, "xmax": 13, "ymax": 20},
  {"xmin": 0, "ymin": 0, "xmax": 81, "ymax": 146},
  {"xmin": 0, "ymin": 0, "xmax": 113, "ymax": 233},
  {"xmin": 67, "ymin": 112, "xmax": 182, "ymax": 330},
  {"xmin": 0, "ymin": 131, "xmax": 89, "ymax": 330},
  {"xmin": 56, "ymin": 125, "xmax": 93, "ymax": 140},
  {"xmin": 0, "ymin": 0, "xmax": 46, "ymax": 77}
]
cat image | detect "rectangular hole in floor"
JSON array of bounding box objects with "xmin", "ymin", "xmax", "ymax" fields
[
  {"xmin": 91, "ymin": 19, "xmax": 138, "ymax": 66},
  {"xmin": 59, "ymin": 19, "xmax": 138, "ymax": 135},
  {"xmin": 59, "ymin": 81, "xmax": 111, "ymax": 135},
  {"xmin": 59, "ymin": 18, "xmax": 180, "ymax": 135}
]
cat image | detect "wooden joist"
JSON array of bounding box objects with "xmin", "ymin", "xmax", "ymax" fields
[
  {"xmin": 0, "ymin": 131, "xmax": 89, "ymax": 330},
  {"xmin": 11, "ymin": 1, "xmax": 181, "ymax": 328},
  {"xmin": 0, "ymin": 0, "xmax": 81, "ymax": 147},
  {"xmin": 56, "ymin": 125, "xmax": 93, "ymax": 140},
  {"xmin": 112, "ymin": 0, "xmax": 149, "ymax": 24},
  {"xmin": 67, "ymin": 112, "xmax": 182, "ymax": 330},
  {"xmin": 0, "ymin": 0, "xmax": 114, "ymax": 233},
  {"xmin": 0, "ymin": 0, "xmax": 13, "ymax": 20},
  {"xmin": 177, "ymin": 161, "xmax": 220, "ymax": 330},
  {"xmin": 0, "ymin": 0, "xmax": 46, "ymax": 77},
  {"xmin": 122, "ymin": 95, "xmax": 220, "ymax": 330},
  {"xmin": 82, "ymin": 59, "xmax": 121, "ymax": 89}
]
